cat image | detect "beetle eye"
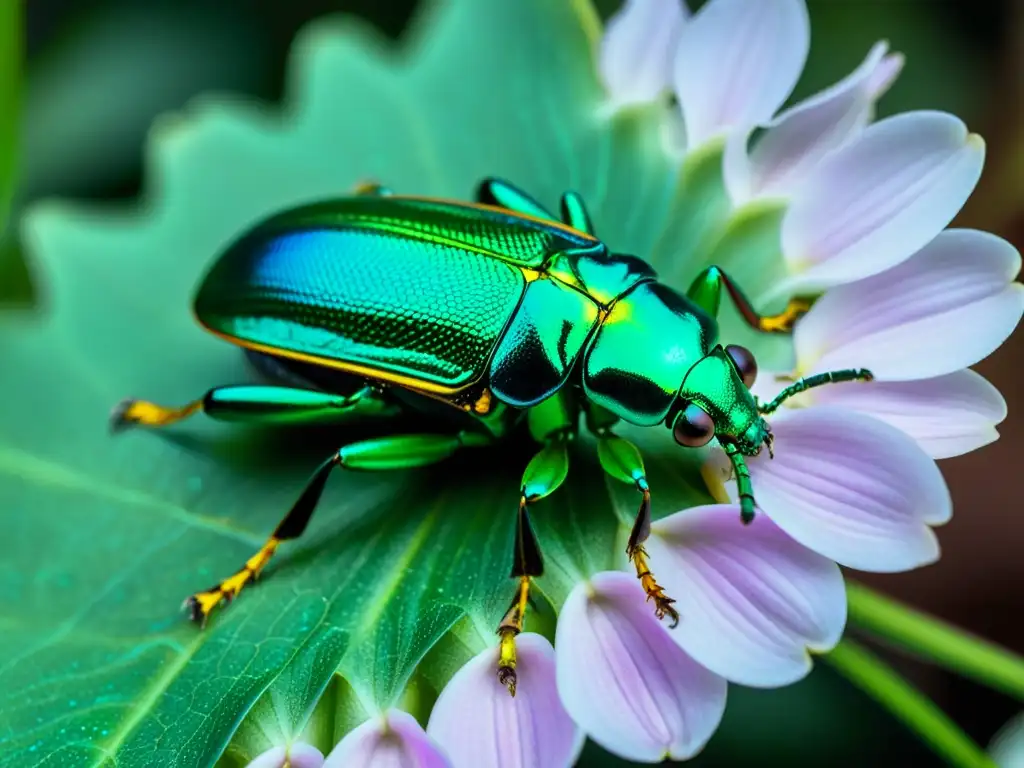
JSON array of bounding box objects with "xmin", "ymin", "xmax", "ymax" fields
[
  {"xmin": 673, "ymin": 403, "xmax": 716, "ymax": 447},
  {"xmin": 726, "ymin": 344, "xmax": 758, "ymax": 388}
]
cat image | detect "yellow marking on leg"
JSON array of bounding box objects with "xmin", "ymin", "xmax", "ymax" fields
[
  {"xmin": 758, "ymin": 297, "xmax": 812, "ymax": 333},
  {"xmin": 185, "ymin": 537, "xmax": 280, "ymax": 626},
  {"xmin": 496, "ymin": 575, "xmax": 531, "ymax": 697},
  {"xmin": 187, "ymin": 591, "xmax": 223, "ymax": 622},
  {"xmin": 472, "ymin": 388, "xmax": 493, "ymax": 415},
  {"xmin": 630, "ymin": 545, "xmax": 679, "ymax": 628},
  {"xmin": 112, "ymin": 398, "xmax": 202, "ymax": 429},
  {"xmin": 497, "ymin": 631, "xmax": 518, "ymax": 696}
]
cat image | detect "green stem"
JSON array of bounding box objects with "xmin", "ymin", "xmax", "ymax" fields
[
  {"xmin": 847, "ymin": 581, "xmax": 1024, "ymax": 701},
  {"xmin": 825, "ymin": 639, "xmax": 998, "ymax": 768}
]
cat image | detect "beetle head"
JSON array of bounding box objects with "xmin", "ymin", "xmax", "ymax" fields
[{"xmin": 670, "ymin": 345, "xmax": 770, "ymax": 456}]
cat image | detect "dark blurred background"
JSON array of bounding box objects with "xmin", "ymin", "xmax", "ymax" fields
[{"xmin": 16, "ymin": 0, "xmax": 1024, "ymax": 766}]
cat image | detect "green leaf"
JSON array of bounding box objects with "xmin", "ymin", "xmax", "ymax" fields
[{"xmin": 1, "ymin": 0, "xmax": 719, "ymax": 764}]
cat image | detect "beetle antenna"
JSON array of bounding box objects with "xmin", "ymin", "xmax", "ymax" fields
[{"xmin": 759, "ymin": 368, "xmax": 874, "ymax": 415}]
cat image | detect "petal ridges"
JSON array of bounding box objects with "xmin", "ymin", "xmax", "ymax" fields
[
  {"xmin": 427, "ymin": 634, "xmax": 582, "ymax": 768},
  {"xmin": 646, "ymin": 505, "xmax": 846, "ymax": 687},
  {"xmin": 674, "ymin": 0, "xmax": 810, "ymax": 147},
  {"xmin": 781, "ymin": 112, "xmax": 985, "ymax": 289},
  {"xmin": 556, "ymin": 572, "xmax": 727, "ymax": 762}
]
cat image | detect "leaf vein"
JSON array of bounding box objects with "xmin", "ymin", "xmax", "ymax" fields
[{"xmin": 0, "ymin": 445, "xmax": 263, "ymax": 546}]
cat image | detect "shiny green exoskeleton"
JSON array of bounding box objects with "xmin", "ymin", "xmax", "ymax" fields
[{"xmin": 112, "ymin": 179, "xmax": 871, "ymax": 695}]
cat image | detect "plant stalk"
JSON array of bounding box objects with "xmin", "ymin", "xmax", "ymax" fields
[
  {"xmin": 846, "ymin": 581, "xmax": 1024, "ymax": 702},
  {"xmin": 825, "ymin": 639, "xmax": 998, "ymax": 768}
]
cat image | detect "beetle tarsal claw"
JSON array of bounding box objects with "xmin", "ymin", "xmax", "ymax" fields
[
  {"xmin": 183, "ymin": 590, "xmax": 222, "ymax": 627},
  {"xmin": 109, "ymin": 397, "xmax": 202, "ymax": 431},
  {"xmin": 630, "ymin": 546, "xmax": 679, "ymax": 629},
  {"xmin": 183, "ymin": 538, "xmax": 280, "ymax": 627},
  {"xmin": 494, "ymin": 575, "xmax": 531, "ymax": 697},
  {"xmin": 497, "ymin": 628, "xmax": 518, "ymax": 697},
  {"xmin": 108, "ymin": 398, "xmax": 139, "ymax": 432},
  {"xmin": 757, "ymin": 296, "xmax": 813, "ymax": 333}
]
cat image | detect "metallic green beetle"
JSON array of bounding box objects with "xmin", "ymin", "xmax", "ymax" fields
[{"xmin": 112, "ymin": 179, "xmax": 871, "ymax": 695}]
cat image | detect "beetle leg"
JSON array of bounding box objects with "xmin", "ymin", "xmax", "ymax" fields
[
  {"xmin": 686, "ymin": 266, "xmax": 813, "ymax": 334},
  {"xmin": 184, "ymin": 430, "xmax": 492, "ymax": 626},
  {"xmin": 496, "ymin": 431, "xmax": 570, "ymax": 696},
  {"xmin": 558, "ymin": 191, "xmax": 596, "ymax": 236},
  {"xmin": 595, "ymin": 432, "xmax": 679, "ymax": 628},
  {"xmin": 110, "ymin": 384, "xmax": 399, "ymax": 431},
  {"xmin": 476, "ymin": 179, "xmax": 598, "ymax": 237},
  {"xmin": 476, "ymin": 178, "xmax": 557, "ymax": 221},
  {"xmin": 496, "ymin": 396, "xmax": 577, "ymax": 696},
  {"xmin": 758, "ymin": 368, "xmax": 875, "ymax": 415},
  {"xmin": 497, "ymin": 495, "xmax": 545, "ymax": 697}
]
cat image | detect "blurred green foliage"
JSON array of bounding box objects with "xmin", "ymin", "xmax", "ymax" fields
[
  {"xmin": 0, "ymin": 2, "xmax": 21, "ymax": 301},
  {"xmin": 3, "ymin": 0, "xmax": 995, "ymax": 306}
]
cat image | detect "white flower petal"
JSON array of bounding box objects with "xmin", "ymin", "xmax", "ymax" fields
[
  {"xmin": 746, "ymin": 407, "xmax": 952, "ymax": 572},
  {"xmin": 725, "ymin": 42, "xmax": 903, "ymax": 203},
  {"xmin": 866, "ymin": 50, "xmax": 905, "ymax": 97},
  {"xmin": 674, "ymin": 0, "xmax": 809, "ymax": 148},
  {"xmin": 781, "ymin": 111, "xmax": 985, "ymax": 288},
  {"xmin": 805, "ymin": 370, "xmax": 1007, "ymax": 459},
  {"xmin": 795, "ymin": 229, "xmax": 1024, "ymax": 380},
  {"xmin": 427, "ymin": 634, "xmax": 582, "ymax": 768},
  {"xmin": 599, "ymin": 0, "xmax": 688, "ymax": 108},
  {"xmin": 324, "ymin": 710, "xmax": 450, "ymax": 768},
  {"xmin": 990, "ymin": 712, "xmax": 1024, "ymax": 768},
  {"xmin": 248, "ymin": 745, "xmax": 324, "ymax": 768},
  {"xmin": 645, "ymin": 505, "xmax": 845, "ymax": 688},
  {"xmin": 556, "ymin": 572, "xmax": 727, "ymax": 762}
]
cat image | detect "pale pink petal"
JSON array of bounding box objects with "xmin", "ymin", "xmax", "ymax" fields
[
  {"xmin": 781, "ymin": 111, "xmax": 985, "ymax": 289},
  {"xmin": 644, "ymin": 504, "xmax": 845, "ymax": 688},
  {"xmin": 794, "ymin": 229, "xmax": 1024, "ymax": 380},
  {"xmin": 248, "ymin": 745, "xmax": 324, "ymax": 768},
  {"xmin": 866, "ymin": 51, "xmax": 904, "ymax": 97},
  {"xmin": 599, "ymin": 0, "xmax": 688, "ymax": 108},
  {"xmin": 674, "ymin": 0, "xmax": 809, "ymax": 148},
  {"xmin": 324, "ymin": 710, "xmax": 450, "ymax": 768},
  {"xmin": 803, "ymin": 370, "xmax": 1007, "ymax": 459},
  {"xmin": 555, "ymin": 572, "xmax": 727, "ymax": 762},
  {"xmin": 426, "ymin": 634, "xmax": 582, "ymax": 768},
  {"xmin": 744, "ymin": 407, "xmax": 952, "ymax": 572},
  {"xmin": 725, "ymin": 42, "xmax": 904, "ymax": 203}
]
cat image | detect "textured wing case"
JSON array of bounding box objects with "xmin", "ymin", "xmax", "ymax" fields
[
  {"xmin": 250, "ymin": 196, "xmax": 597, "ymax": 267},
  {"xmin": 194, "ymin": 225, "xmax": 527, "ymax": 390}
]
